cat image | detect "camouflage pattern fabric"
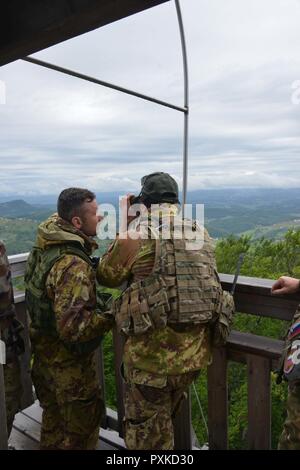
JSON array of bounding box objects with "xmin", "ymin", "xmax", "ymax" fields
[
  {"xmin": 0, "ymin": 240, "xmax": 22, "ymax": 438},
  {"xmin": 46, "ymin": 254, "xmax": 113, "ymax": 344},
  {"xmin": 98, "ymin": 205, "xmax": 222, "ymax": 449},
  {"xmin": 27, "ymin": 216, "xmax": 113, "ymax": 449},
  {"xmin": 123, "ymin": 370, "xmax": 199, "ymax": 450},
  {"xmin": 3, "ymin": 360, "xmax": 22, "ymax": 437},
  {"xmin": 278, "ymin": 381, "xmax": 300, "ymax": 450},
  {"xmin": 123, "ymin": 324, "xmax": 211, "ymax": 376},
  {"xmin": 31, "ymin": 336, "xmax": 104, "ymax": 450},
  {"xmin": 277, "ymin": 305, "xmax": 300, "ymax": 449},
  {"xmin": 98, "ymin": 205, "xmax": 214, "ymax": 379}
]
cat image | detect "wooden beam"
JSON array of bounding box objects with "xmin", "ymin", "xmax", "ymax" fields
[
  {"xmin": 228, "ymin": 330, "xmax": 283, "ymax": 360},
  {"xmin": 0, "ymin": 0, "xmax": 170, "ymax": 67},
  {"xmin": 208, "ymin": 347, "xmax": 228, "ymax": 450},
  {"xmin": 220, "ymin": 273, "xmax": 300, "ymax": 321},
  {"xmin": 247, "ymin": 355, "xmax": 272, "ymax": 449}
]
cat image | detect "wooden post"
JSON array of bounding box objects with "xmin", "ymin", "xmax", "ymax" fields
[
  {"xmin": 208, "ymin": 347, "xmax": 228, "ymax": 449},
  {"xmin": 247, "ymin": 354, "xmax": 271, "ymax": 449}
]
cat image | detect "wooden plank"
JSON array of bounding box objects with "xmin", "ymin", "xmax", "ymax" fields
[
  {"xmin": 174, "ymin": 390, "xmax": 192, "ymax": 450},
  {"xmin": 21, "ymin": 400, "xmax": 121, "ymax": 449},
  {"xmin": 112, "ymin": 328, "xmax": 125, "ymax": 437},
  {"xmin": 227, "ymin": 349, "xmax": 247, "ymax": 365},
  {"xmin": 100, "ymin": 428, "xmax": 126, "ymax": 450},
  {"xmin": 227, "ymin": 330, "xmax": 283, "ymax": 360},
  {"xmin": 106, "ymin": 408, "xmax": 119, "ymax": 432},
  {"xmin": 13, "ymin": 411, "xmax": 41, "ymax": 443},
  {"xmin": 234, "ymin": 292, "xmax": 298, "ymax": 321},
  {"xmin": 247, "ymin": 355, "xmax": 271, "ymax": 449},
  {"xmin": 9, "ymin": 427, "xmax": 40, "ymax": 450},
  {"xmin": 14, "ymin": 410, "xmax": 118, "ymax": 450},
  {"xmin": 220, "ymin": 273, "xmax": 300, "ymax": 321},
  {"xmin": 220, "ymin": 273, "xmax": 273, "ymax": 288},
  {"xmin": 207, "ymin": 347, "xmax": 228, "ymax": 450},
  {"xmin": 21, "ymin": 402, "xmax": 42, "ymax": 423}
]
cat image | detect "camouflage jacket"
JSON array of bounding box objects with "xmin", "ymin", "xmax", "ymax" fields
[
  {"xmin": 0, "ymin": 240, "xmax": 16, "ymax": 335},
  {"xmin": 98, "ymin": 205, "xmax": 212, "ymax": 384},
  {"xmin": 28, "ymin": 215, "xmax": 113, "ymax": 358}
]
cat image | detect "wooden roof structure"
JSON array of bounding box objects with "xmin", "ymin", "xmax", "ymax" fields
[{"xmin": 0, "ymin": 0, "xmax": 170, "ymax": 66}]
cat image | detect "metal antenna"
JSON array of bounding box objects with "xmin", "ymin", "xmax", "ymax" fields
[{"xmin": 231, "ymin": 253, "xmax": 245, "ymax": 296}]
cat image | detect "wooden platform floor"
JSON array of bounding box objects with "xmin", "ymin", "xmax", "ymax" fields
[{"xmin": 9, "ymin": 401, "xmax": 124, "ymax": 450}]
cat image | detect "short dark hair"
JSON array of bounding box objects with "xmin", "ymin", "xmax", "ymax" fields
[{"xmin": 57, "ymin": 188, "xmax": 96, "ymax": 222}]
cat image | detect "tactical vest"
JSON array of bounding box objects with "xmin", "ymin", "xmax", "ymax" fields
[
  {"xmin": 115, "ymin": 214, "xmax": 232, "ymax": 339},
  {"xmin": 25, "ymin": 242, "xmax": 102, "ymax": 355}
]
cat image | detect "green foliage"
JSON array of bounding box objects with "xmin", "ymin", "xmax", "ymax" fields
[
  {"xmin": 208, "ymin": 229, "xmax": 300, "ymax": 448},
  {"xmin": 215, "ymin": 228, "xmax": 300, "ymax": 280},
  {"xmin": 0, "ymin": 217, "xmax": 38, "ymax": 255},
  {"xmin": 215, "ymin": 234, "xmax": 251, "ymax": 274},
  {"xmin": 102, "ymin": 332, "xmax": 117, "ymax": 410},
  {"xmin": 191, "ymin": 372, "xmax": 209, "ymax": 446}
]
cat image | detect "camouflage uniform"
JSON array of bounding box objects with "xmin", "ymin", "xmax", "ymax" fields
[
  {"xmin": 98, "ymin": 205, "xmax": 228, "ymax": 450},
  {"xmin": 0, "ymin": 241, "xmax": 23, "ymax": 437},
  {"xmin": 278, "ymin": 381, "xmax": 300, "ymax": 449},
  {"xmin": 25, "ymin": 215, "xmax": 114, "ymax": 450},
  {"xmin": 278, "ymin": 304, "xmax": 300, "ymax": 450}
]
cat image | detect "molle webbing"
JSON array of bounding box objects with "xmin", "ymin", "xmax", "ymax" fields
[
  {"xmin": 115, "ymin": 216, "xmax": 222, "ymax": 336},
  {"xmin": 25, "ymin": 243, "xmax": 93, "ymax": 334}
]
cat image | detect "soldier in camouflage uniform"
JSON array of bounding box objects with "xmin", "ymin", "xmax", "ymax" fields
[
  {"xmin": 272, "ymin": 276, "xmax": 300, "ymax": 450},
  {"xmin": 25, "ymin": 188, "xmax": 114, "ymax": 450},
  {"xmin": 98, "ymin": 172, "xmax": 234, "ymax": 450},
  {"xmin": 0, "ymin": 241, "xmax": 23, "ymax": 438}
]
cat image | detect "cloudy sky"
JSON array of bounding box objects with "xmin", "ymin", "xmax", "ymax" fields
[{"xmin": 0, "ymin": 0, "xmax": 300, "ymax": 197}]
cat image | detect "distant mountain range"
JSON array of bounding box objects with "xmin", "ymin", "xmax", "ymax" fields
[
  {"xmin": 0, "ymin": 199, "xmax": 55, "ymax": 221},
  {"xmin": 0, "ymin": 188, "xmax": 300, "ymax": 242}
]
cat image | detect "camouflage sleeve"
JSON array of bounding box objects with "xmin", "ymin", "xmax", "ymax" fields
[
  {"xmin": 97, "ymin": 237, "xmax": 136, "ymax": 288},
  {"xmin": 46, "ymin": 255, "xmax": 113, "ymax": 343},
  {"xmin": 0, "ymin": 241, "xmax": 15, "ymax": 319}
]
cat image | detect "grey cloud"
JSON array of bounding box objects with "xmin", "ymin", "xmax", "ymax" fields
[{"xmin": 0, "ymin": 0, "xmax": 300, "ymax": 195}]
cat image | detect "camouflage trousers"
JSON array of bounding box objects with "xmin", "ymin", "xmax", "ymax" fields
[
  {"xmin": 124, "ymin": 370, "xmax": 199, "ymax": 450},
  {"xmin": 3, "ymin": 358, "xmax": 22, "ymax": 437},
  {"xmin": 32, "ymin": 353, "xmax": 104, "ymax": 450},
  {"xmin": 278, "ymin": 382, "xmax": 300, "ymax": 450}
]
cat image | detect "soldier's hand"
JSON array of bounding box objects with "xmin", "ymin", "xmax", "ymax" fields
[
  {"xmin": 120, "ymin": 194, "xmax": 140, "ymax": 232},
  {"xmin": 271, "ymin": 276, "xmax": 300, "ymax": 295}
]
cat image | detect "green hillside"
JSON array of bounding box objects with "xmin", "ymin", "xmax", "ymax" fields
[{"xmin": 0, "ymin": 217, "xmax": 38, "ymax": 255}]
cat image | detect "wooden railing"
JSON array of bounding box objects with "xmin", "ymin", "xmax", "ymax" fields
[{"xmin": 0, "ymin": 253, "xmax": 299, "ymax": 450}]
